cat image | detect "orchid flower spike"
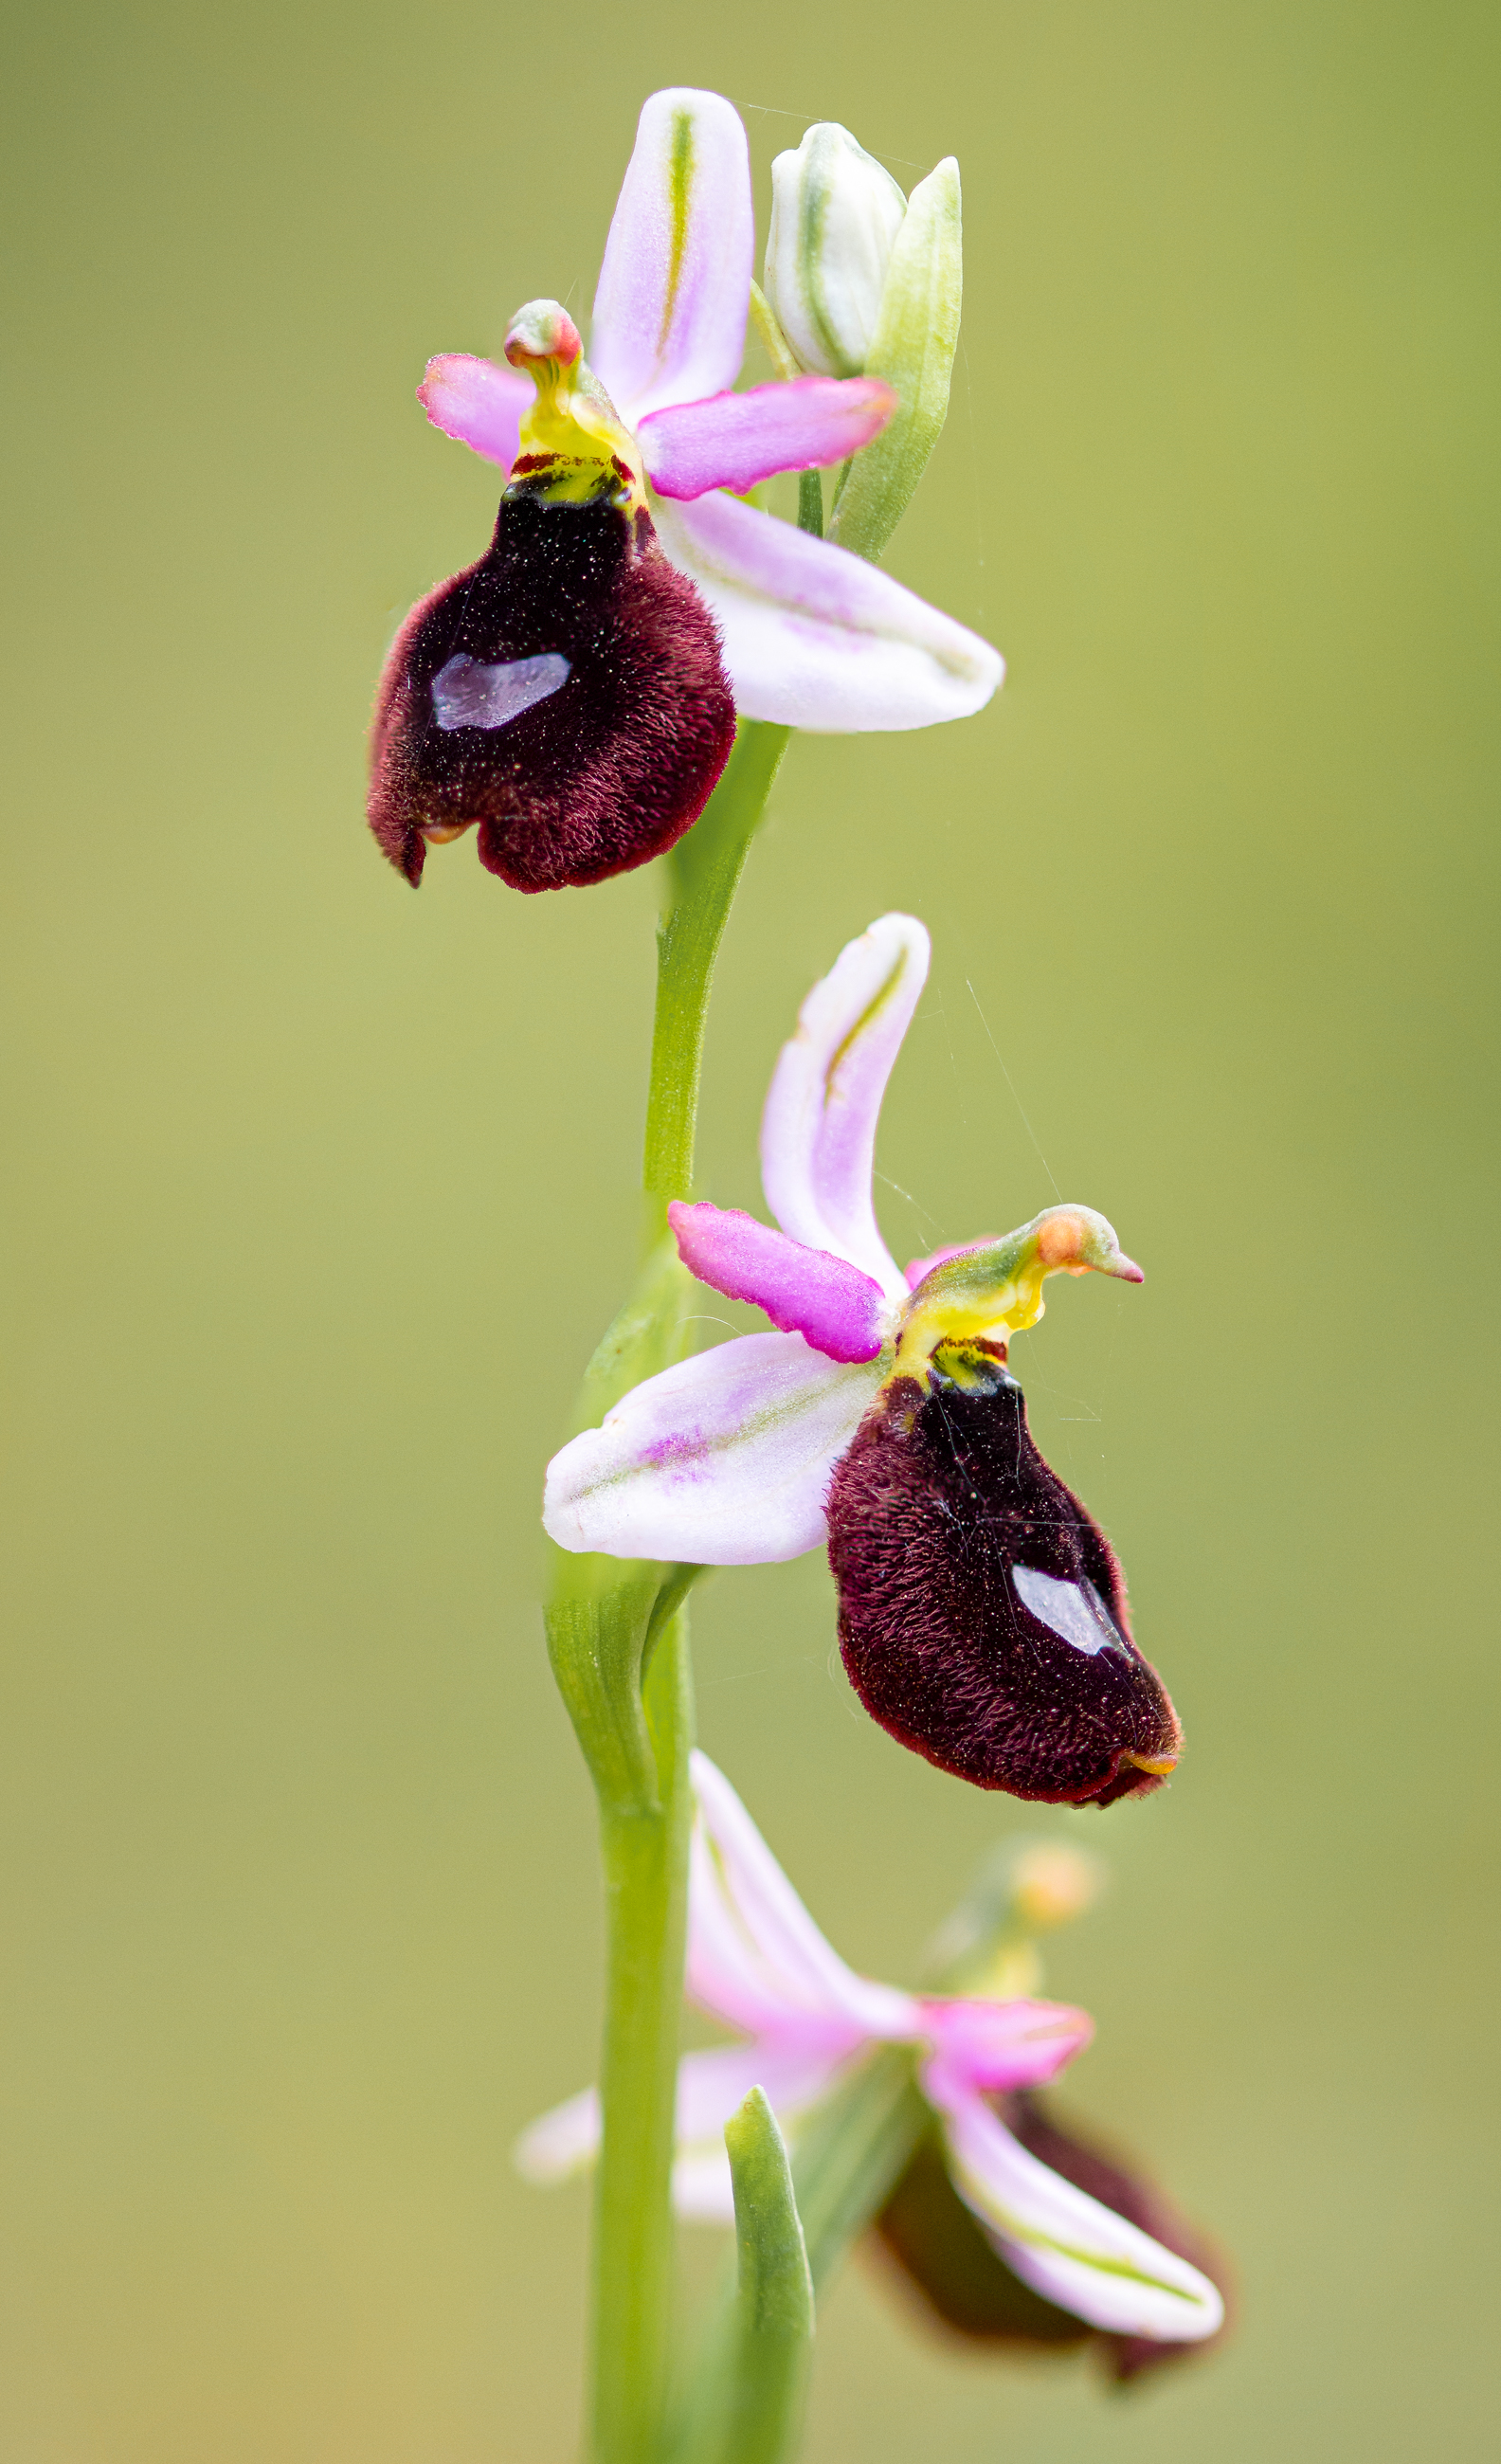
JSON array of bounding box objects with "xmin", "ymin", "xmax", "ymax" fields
[
  {"xmin": 516, "ymin": 1754, "xmax": 1223, "ymax": 2347},
  {"xmin": 545, "ymin": 916, "xmax": 1184, "ymax": 1808},
  {"xmin": 370, "ymin": 90, "xmax": 1003, "ymax": 892}
]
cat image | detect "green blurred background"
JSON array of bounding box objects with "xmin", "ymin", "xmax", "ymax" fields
[{"xmin": 3, "ymin": 0, "xmax": 1497, "ymax": 2455}]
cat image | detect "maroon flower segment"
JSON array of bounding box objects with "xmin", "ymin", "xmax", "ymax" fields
[
  {"xmin": 827, "ymin": 1347, "xmax": 1182, "ymax": 1805},
  {"xmin": 873, "ymin": 2096, "xmax": 1230, "ymax": 2382},
  {"xmin": 367, "ymin": 484, "xmax": 736, "ymax": 893}
]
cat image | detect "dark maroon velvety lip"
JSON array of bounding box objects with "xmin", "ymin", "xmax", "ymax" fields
[
  {"xmin": 368, "ymin": 485, "xmax": 735, "ymax": 894},
  {"xmin": 827, "ymin": 1352, "xmax": 1182, "ymax": 1804}
]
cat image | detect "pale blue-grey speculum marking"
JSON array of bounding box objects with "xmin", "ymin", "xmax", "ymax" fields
[
  {"xmin": 431, "ymin": 651, "xmax": 570, "ymax": 732},
  {"xmin": 1012, "ymin": 1565, "xmax": 1129, "ymax": 1657}
]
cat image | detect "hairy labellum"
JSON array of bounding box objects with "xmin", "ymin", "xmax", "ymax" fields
[
  {"xmin": 873, "ymin": 2096, "xmax": 1229, "ymax": 2381},
  {"xmin": 368, "ymin": 481, "xmax": 736, "ymax": 892},
  {"xmin": 827, "ymin": 1346, "xmax": 1182, "ymax": 1804}
]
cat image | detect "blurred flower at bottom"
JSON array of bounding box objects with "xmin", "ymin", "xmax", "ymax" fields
[
  {"xmin": 517, "ymin": 1755, "xmax": 1224, "ymax": 2347},
  {"xmin": 873, "ymin": 2093, "xmax": 1232, "ymax": 2383}
]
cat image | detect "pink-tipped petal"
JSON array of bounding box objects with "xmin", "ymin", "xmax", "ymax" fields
[
  {"xmin": 513, "ymin": 2084, "xmax": 599, "ymax": 2183},
  {"xmin": 651, "ymin": 492, "xmax": 1004, "ymax": 731},
  {"xmin": 905, "ymin": 1238, "xmax": 999, "ymax": 1289},
  {"xmin": 916, "ymin": 1997, "xmax": 1094, "ymax": 2105},
  {"xmin": 671, "ymin": 2147, "xmax": 744, "ymax": 2222},
  {"xmin": 542, "ymin": 1332, "xmax": 879, "ymax": 1566},
  {"xmin": 640, "ymin": 376, "xmax": 896, "ymax": 500},
  {"xmin": 515, "ymin": 2037, "xmax": 858, "ymax": 2215},
  {"xmin": 669, "ymin": 1200, "xmax": 889, "ymax": 1364},
  {"xmin": 671, "ymin": 2039, "xmax": 862, "ymax": 2220},
  {"xmin": 677, "ymin": 2040, "xmax": 857, "ymax": 2140},
  {"xmin": 589, "ymin": 89, "xmax": 753, "ymax": 423},
  {"xmin": 688, "ymin": 1751, "xmax": 918, "ymax": 2045},
  {"xmin": 934, "ymin": 2093, "xmax": 1226, "ymax": 2342},
  {"xmin": 417, "ymin": 353, "xmax": 533, "ymax": 469},
  {"xmin": 760, "ymin": 915, "xmax": 930, "ymax": 1298}
]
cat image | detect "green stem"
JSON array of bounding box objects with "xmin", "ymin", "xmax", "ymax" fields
[
  {"xmin": 548, "ymin": 357, "xmax": 944, "ymax": 2459},
  {"xmin": 642, "ymin": 721, "xmax": 790, "ymax": 1222},
  {"xmin": 549, "ymin": 716, "xmax": 790, "ymax": 2464}
]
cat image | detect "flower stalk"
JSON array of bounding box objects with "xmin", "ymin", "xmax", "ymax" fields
[
  {"xmin": 644, "ymin": 721, "xmax": 791, "ymax": 1225},
  {"xmin": 547, "ymin": 707, "xmax": 794, "ymax": 2463}
]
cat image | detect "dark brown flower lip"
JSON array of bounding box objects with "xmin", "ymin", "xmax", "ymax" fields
[
  {"xmin": 367, "ymin": 485, "xmax": 735, "ymax": 894},
  {"xmin": 828, "ymin": 1363, "xmax": 1184, "ymax": 1803}
]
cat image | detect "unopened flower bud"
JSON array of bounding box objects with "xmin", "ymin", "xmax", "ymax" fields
[
  {"xmin": 764, "ymin": 123, "xmax": 908, "ymax": 379},
  {"xmin": 1010, "ymin": 1843, "xmax": 1106, "ymax": 1933},
  {"xmin": 923, "ymin": 1838, "xmax": 1104, "ymax": 2002}
]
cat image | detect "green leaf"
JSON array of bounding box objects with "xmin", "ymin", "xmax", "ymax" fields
[
  {"xmin": 788, "ymin": 2048, "xmax": 927, "ymax": 2291},
  {"xmin": 719, "ymin": 2089, "xmax": 815, "ymax": 2464},
  {"xmin": 573, "ymin": 1236, "xmax": 692, "ymax": 1431},
  {"xmin": 671, "ymin": 2054, "xmax": 923, "ymax": 2464}
]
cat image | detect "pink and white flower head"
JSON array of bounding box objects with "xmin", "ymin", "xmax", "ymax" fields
[
  {"xmin": 368, "ymin": 90, "xmax": 1003, "ymax": 893},
  {"xmin": 545, "ymin": 915, "xmax": 1184, "ymax": 1807},
  {"xmin": 516, "ymin": 1752, "xmax": 1223, "ymax": 2346}
]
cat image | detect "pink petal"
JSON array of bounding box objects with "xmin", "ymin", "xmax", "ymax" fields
[
  {"xmin": 905, "ymin": 1238, "xmax": 999, "ymax": 1289},
  {"xmin": 541, "ymin": 1332, "xmax": 879, "ymax": 1566},
  {"xmin": 513, "ymin": 2039, "xmax": 853, "ymax": 2212},
  {"xmin": 416, "ymin": 353, "xmax": 532, "ymax": 470},
  {"xmin": 760, "ymin": 915, "xmax": 929, "ymax": 1298},
  {"xmin": 668, "ymin": 1200, "xmax": 888, "ymax": 1365},
  {"xmin": 677, "ymin": 2041, "xmax": 852, "ymax": 2139},
  {"xmin": 589, "ymin": 89, "xmax": 752, "ymax": 423},
  {"xmin": 651, "ymin": 491, "xmax": 1004, "ymax": 730},
  {"xmin": 689, "ymin": 1752, "xmax": 918, "ymax": 2044},
  {"xmin": 513, "ymin": 2084, "xmax": 599, "ymax": 2183},
  {"xmin": 640, "ymin": 376, "xmax": 895, "ymax": 500},
  {"xmin": 672, "ymin": 2039, "xmax": 869, "ymax": 2221},
  {"xmin": 933, "ymin": 2090, "xmax": 1225, "ymax": 2341},
  {"xmin": 916, "ymin": 1996, "xmax": 1093, "ymax": 2102}
]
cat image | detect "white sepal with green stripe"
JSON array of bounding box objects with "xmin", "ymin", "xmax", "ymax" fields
[{"xmin": 940, "ymin": 2092, "xmax": 1225, "ymax": 2341}]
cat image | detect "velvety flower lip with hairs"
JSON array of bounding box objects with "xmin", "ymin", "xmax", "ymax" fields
[
  {"xmin": 369, "ymin": 88, "xmax": 1003, "ymax": 893},
  {"xmin": 515, "ymin": 1754, "xmax": 1223, "ymax": 2346},
  {"xmin": 544, "ymin": 916, "xmax": 1184, "ymax": 1807}
]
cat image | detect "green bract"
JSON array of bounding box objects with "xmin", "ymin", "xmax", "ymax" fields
[{"xmin": 828, "ymin": 157, "xmax": 964, "ymax": 562}]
